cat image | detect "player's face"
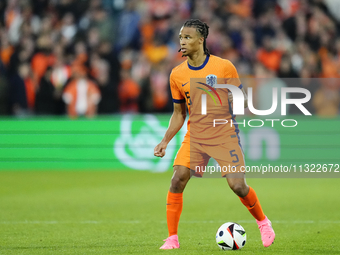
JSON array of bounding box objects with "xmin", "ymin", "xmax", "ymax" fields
[{"xmin": 179, "ymin": 26, "xmax": 203, "ymax": 56}]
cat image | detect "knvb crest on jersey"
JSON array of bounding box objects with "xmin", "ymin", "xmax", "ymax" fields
[{"xmin": 206, "ymin": 74, "xmax": 217, "ymax": 88}]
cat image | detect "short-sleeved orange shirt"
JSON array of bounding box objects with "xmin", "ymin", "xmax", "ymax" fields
[{"xmin": 170, "ymin": 54, "xmax": 243, "ymax": 145}]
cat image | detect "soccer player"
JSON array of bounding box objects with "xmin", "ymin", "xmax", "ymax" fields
[{"xmin": 154, "ymin": 19, "xmax": 275, "ymax": 249}]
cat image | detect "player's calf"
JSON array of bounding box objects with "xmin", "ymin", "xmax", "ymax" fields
[{"xmin": 226, "ymin": 176, "xmax": 249, "ymax": 197}]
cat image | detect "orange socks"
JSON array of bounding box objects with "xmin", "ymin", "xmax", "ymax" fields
[
  {"xmin": 165, "ymin": 188, "xmax": 263, "ymax": 237},
  {"xmin": 239, "ymin": 186, "xmax": 265, "ymax": 221},
  {"xmin": 166, "ymin": 191, "xmax": 183, "ymax": 236}
]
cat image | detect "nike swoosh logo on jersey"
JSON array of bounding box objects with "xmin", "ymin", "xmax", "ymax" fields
[{"xmin": 182, "ymin": 82, "xmax": 189, "ymax": 87}]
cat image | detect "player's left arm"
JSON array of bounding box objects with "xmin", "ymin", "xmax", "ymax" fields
[
  {"xmin": 225, "ymin": 60, "xmax": 247, "ymax": 108},
  {"xmin": 228, "ymin": 87, "xmax": 248, "ymax": 108}
]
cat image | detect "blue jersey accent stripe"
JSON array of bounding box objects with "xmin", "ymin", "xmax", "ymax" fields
[
  {"xmin": 238, "ymin": 84, "xmax": 243, "ymax": 89},
  {"xmin": 173, "ymin": 98, "xmax": 186, "ymax": 103},
  {"xmin": 228, "ymin": 98, "xmax": 243, "ymax": 152},
  {"xmin": 232, "ymin": 117, "xmax": 243, "ymax": 152},
  {"xmin": 187, "ymin": 55, "xmax": 210, "ymax": 70}
]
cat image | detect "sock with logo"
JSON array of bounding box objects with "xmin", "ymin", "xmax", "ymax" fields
[
  {"xmin": 239, "ymin": 186, "xmax": 265, "ymax": 221},
  {"xmin": 166, "ymin": 191, "xmax": 183, "ymax": 236}
]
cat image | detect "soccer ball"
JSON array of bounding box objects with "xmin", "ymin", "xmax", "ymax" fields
[{"xmin": 216, "ymin": 222, "xmax": 246, "ymax": 250}]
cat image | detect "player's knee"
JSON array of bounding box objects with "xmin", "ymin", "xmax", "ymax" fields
[
  {"xmin": 170, "ymin": 166, "xmax": 190, "ymax": 192},
  {"xmin": 171, "ymin": 175, "xmax": 185, "ymax": 189},
  {"xmin": 170, "ymin": 174, "xmax": 189, "ymax": 192},
  {"xmin": 229, "ymin": 182, "xmax": 248, "ymax": 197}
]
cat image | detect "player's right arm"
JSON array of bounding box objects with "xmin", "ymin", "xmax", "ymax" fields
[{"xmin": 154, "ymin": 102, "xmax": 186, "ymax": 158}]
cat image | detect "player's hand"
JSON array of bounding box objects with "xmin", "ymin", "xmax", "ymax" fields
[{"xmin": 154, "ymin": 142, "xmax": 167, "ymax": 158}]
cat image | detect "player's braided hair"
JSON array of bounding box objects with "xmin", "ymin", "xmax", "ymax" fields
[{"xmin": 181, "ymin": 19, "xmax": 210, "ymax": 56}]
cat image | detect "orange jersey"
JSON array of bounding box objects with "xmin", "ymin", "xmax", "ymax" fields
[{"xmin": 170, "ymin": 54, "xmax": 243, "ymax": 145}]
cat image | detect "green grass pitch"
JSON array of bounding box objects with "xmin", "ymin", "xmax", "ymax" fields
[{"xmin": 0, "ymin": 170, "xmax": 339, "ymax": 254}]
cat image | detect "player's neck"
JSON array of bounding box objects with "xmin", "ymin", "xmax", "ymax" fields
[{"xmin": 187, "ymin": 51, "xmax": 207, "ymax": 67}]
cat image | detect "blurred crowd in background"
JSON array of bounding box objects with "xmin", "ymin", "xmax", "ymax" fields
[{"xmin": 0, "ymin": 0, "xmax": 339, "ymax": 117}]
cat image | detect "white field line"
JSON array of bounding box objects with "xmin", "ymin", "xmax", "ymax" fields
[{"xmin": 0, "ymin": 220, "xmax": 340, "ymax": 224}]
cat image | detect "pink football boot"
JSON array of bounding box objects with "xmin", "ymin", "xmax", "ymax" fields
[
  {"xmin": 256, "ymin": 216, "xmax": 275, "ymax": 247},
  {"xmin": 159, "ymin": 235, "xmax": 180, "ymax": 249}
]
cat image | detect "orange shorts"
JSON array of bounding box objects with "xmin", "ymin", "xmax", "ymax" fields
[{"xmin": 173, "ymin": 137, "xmax": 245, "ymax": 177}]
